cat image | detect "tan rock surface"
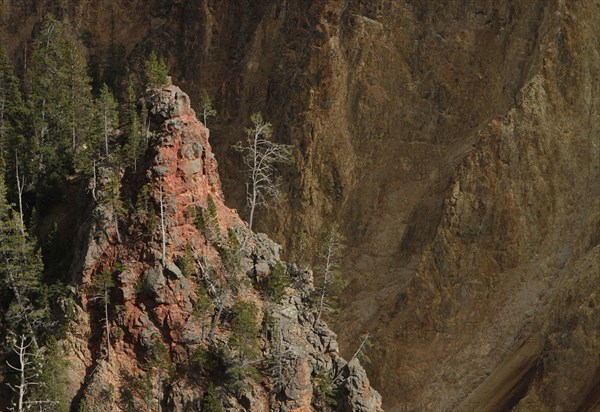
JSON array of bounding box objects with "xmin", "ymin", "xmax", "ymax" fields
[{"xmin": 1, "ymin": 1, "xmax": 598, "ymax": 410}]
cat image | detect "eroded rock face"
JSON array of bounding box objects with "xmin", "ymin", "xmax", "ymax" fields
[
  {"xmin": 1, "ymin": 1, "xmax": 597, "ymax": 410},
  {"xmin": 59, "ymin": 85, "xmax": 382, "ymax": 411}
]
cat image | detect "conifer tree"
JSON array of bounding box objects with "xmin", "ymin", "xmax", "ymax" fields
[
  {"xmin": 90, "ymin": 270, "xmax": 115, "ymax": 362},
  {"xmin": 123, "ymin": 78, "xmax": 144, "ymax": 171},
  {"xmin": 314, "ymin": 224, "xmax": 347, "ymax": 326},
  {"xmin": 28, "ymin": 14, "xmax": 93, "ymax": 181},
  {"xmin": 0, "ymin": 48, "xmax": 27, "ymax": 180},
  {"xmin": 199, "ymin": 90, "xmax": 216, "ymax": 127},
  {"xmin": 202, "ymin": 383, "xmax": 224, "ymax": 412},
  {"xmin": 0, "ymin": 173, "xmax": 48, "ymax": 342},
  {"xmin": 144, "ymin": 51, "xmax": 169, "ymax": 89},
  {"xmin": 95, "ymin": 84, "xmax": 119, "ymax": 158}
]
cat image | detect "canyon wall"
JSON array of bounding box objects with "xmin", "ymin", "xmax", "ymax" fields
[{"xmin": 1, "ymin": 0, "xmax": 598, "ymax": 410}]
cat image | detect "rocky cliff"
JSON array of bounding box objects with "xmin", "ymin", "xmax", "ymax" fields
[
  {"xmin": 61, "ymin": 85, "xmax": 382, "ymax": 411},
  {"xmin": 1, "ymin": 1, "xmax": 598, "ymax": 410}
]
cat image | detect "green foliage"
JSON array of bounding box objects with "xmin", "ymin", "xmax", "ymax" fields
[
  {"xmin": 123, "ymin": 76, "xmax": 145, "ymax": 171},
  {"xmin": 265, "ymin": 262, "xmax": 291, "ymax": 303},
  {"xmin": 313, "ymin": 368, "xmax": 337, "ymax": 407},
  {"xmin": 144, "ymin": 51, "xmax": 169, "ymax": 89},
  {"xmin": 95, "ymin": 84, "xmax": 119, "ymax": 157},
  {"xmin": 203, "ymin": 383, "xmax": 225, "ymax": 412},
  {"xmin": 218, "ymin": 229, "xmax": 242, "ymax": 277},
  {"xmin": 28, "ymin": 14, "xmax": 94, "ymax": 182},
  {"xmin": 134, "ymin": 183, "xmax": 152, "ymax": 219},
  {"xmin": 146, "ymin": 334, "xmax": 174, "ymax": 378},
  {"xmin": 195, "ymin": 194, "xmax": 221, "ymax": 244},
  {"xmin": 31, "ymin": 338, "xmax": 71, "ymax": 412},
  {"xmin": 99, "ymin": 168, "xmax": 125, "ymax": 242},
  {"xmin": 261, "ymin": 308, "xmax": 278, "ymax": 337},
  {"xmin": 0, "ymin": 48, "xmax": 28, "ymax": 184},
  {"xmin": 226, "ymin": 363, "xmax": 262, "ymax": 397},
  {"xmin": 190, "ymin": 344, "xmax": 228, "ymax": 380},
  {"xmin": 229, "ymin": 300, "xmax": 259, "ymax": 361},
  {"xmin": 176, "ymin": 242, "xmax": 196, "ymax": 278},
  {"xmin": 91, "ymin": 269, "xmax": 115, "ymax": 304},
  {"xmin": 0, "ymin": 174, "xmax": 49, "ymax": 338},
  {"xmin": 314, "ymin": 223, "xmax": 348, "ymax": 323},
  {"xmin": 199, "ymin": 90, "xmax": 217, "ymax": 127},
  {"xmin": 193, "ymin": 282, "xmax": 213, "ymax": 318}
]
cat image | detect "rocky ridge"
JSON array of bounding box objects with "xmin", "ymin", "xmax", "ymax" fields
[
  {"xmin": 0, "ymin": 1, "xmax": 598, "ymax": 410},
  {"xmin": 63, "ymin": 85, "xmax": 383, "ymax": 411}
]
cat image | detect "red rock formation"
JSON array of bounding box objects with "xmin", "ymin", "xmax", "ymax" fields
[{"xmin": 62, "ymin": 85, "xmax": 382, "ymax": 411}]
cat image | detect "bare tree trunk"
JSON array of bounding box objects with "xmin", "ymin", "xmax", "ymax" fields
[
  {"xmin": 315, "ymin": 240, "xmax": 334, "ymax": 326},
  {"xmin": 104, "ymin": 286, "xmax": 111, "ymax": 362},
  {"xmin": 6, "ymin": 335, "xmax": 32, "ymax": 412},
  {"xmin": 91, "ymin": 159, "xmax": 97, "ymax": 201},
  {"xmin": 209, "ymin": 291, "xmax": 228, "ymax": 343},
  {"xmin": 159, "ymin": 182, "xmax": 166, "ymax": 267},
  {"xmin": 104, "ymin": 110, "xmax": 109, "ymax": 157},
  {"xmin": 15, "ymin": 151, "xmax": 25, "ymax": 238}
]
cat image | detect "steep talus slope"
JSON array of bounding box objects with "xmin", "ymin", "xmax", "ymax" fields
[
  {"xmin": 1, "ymin": 1, "xmax": 598, "ymax": 410},
  {"xmin": 63, "ymin": 85, "xmax": 382, "ymax": 411}
]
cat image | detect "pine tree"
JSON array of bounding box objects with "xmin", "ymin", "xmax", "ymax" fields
[
  {"xmin": 314, "ymin": 224, "xmax": 347, "ymax": 326},
  {"xmin": 0, "ymin": 48, "xmax": 27, "ymax": 180},
  {"xmin": 199, "ymin": 90, "xmax": 216, "ymax": 127},
  {"xmin": 265, "ymin": 262, "xmax": 291, "ymax": 303},
  {"xmin": 123, "ymin": 77, "xmax": 144, "ymax": 171},
  {"xmin": 0, "ymin": 172, "xmax": 49, "ymax": 344},
  {"xmin": 202, "ymin": 383, "xmax": 224, "ymax": 412},
  {"xmin": 90, "ymin": 270, "xmax": 115, "ymax": 362},
  {"xmin": 28, "ymin": 14, "xmax": 93, "ymax": 181},
  {"xmin": 95, "ymin": 84, "xmax": 119, "ymax": 159},
  {"xmin": 144, "ymin": 51, "xmax": 169, "ymax": 90}
]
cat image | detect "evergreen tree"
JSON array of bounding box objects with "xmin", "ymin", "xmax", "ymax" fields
[
  {"xmin": 123, "ymin": 77, "xmax": 144, "ymax": 171},
  {"xmin": 265, "ymin": 262, "xmax": 291, "ymax": 303},
  {"xmin": 314, "ymin": 224, "xmax": 347, "ymax": 326},
  {"xmin": 202, "ymin": 383, "xmax": 224, "ymax": 412},
  {"xmin": 95, "ymin": 84, "xmax": 119, "ymax": 159},
  {"xmin": 199, "ymin": 90, "xmax": 216, "ymax": 127},
  {"xmin": 90, "ymin": 270, "xmax": 115, "ymax": 362},
  {"xmin": 144, "ymin": 51, "xmax": 169, "ymax": 89},
  {"xmin": 28, "ymin": 14, "xmax": 93, "ymax": 181},
  {"xmin": 226, "ymin": 300, "xmax": 261, "ymax": 394},
  {"xmin": 0, "ymin": 172, "xmax": 48, "ymax": 343},
  {"xmin": 0, "ymin": 48, "xmax": 27, "ymax": 180}
]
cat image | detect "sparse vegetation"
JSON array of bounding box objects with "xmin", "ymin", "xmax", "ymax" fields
[{"xmin": 265, "ymin": 262, "xmax": 291, "ymax": 303}]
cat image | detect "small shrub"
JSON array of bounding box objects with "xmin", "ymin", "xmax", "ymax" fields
[
  {"xmin": 203, "ymin": 383, "xmax": 225, "ymax": 412},
  {"xmin": 313, "ymin": 368, "xmax": 337, "ymax": 407},
  {"xmin": 193, "ymin": 282, "xmax": 213, "ymax": 318},
  {"xmin": 176, "ymin": 243, "xmax": 196, "ymax": 277},
  {"xmin": 265, "ymin": 262, "xmax": 291, "ymax": 303}
]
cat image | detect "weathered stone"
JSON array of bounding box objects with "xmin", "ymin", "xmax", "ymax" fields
[
  {"xmin": 180, "ymin": 141, "xmax": 203, "ymax": 160},
  {"xmin": 178, "ymin": 159, "xmax": 203, "ymax": 179},
  {"xmin": 143, "ymin": 266, "xmax": 168, "ymax": 304}
]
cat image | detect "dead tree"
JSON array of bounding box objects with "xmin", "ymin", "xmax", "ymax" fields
[
  {"xmin": 6, "ymin": 335, "xmax": 56, "ymax": 412},
  {"xmin": 234, "ymin": 112, "xmax": 293, "ymax": 231}
]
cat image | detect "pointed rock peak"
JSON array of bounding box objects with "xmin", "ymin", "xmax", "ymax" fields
[{"xmin": 145, "ymin": 84, "xmax": 241, "ymax": 231}]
